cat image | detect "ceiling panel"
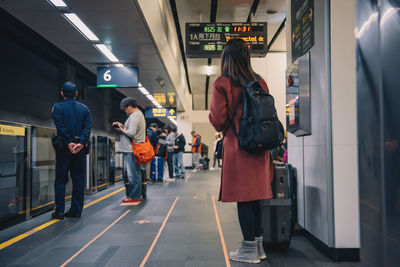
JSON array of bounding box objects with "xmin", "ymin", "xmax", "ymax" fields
[
  {"xmin": 0, "ymin": 0, "xmax": 179, "ymax": 110},
  {"xmin": 216, "ymin": 0, "xmax": 253, "ymax": 22}
]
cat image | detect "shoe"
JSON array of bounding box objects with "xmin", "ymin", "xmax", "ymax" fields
[
  {"xmin": 64, "ymin": 210, "xmax": 81, "ymax": 218},
  {"xmin": 51, "ymin": 211, "xmax": 64, "ymax": 220},
  {"xmin": 174, "ymin": 175, "xmax": 181, "ymax": 178},
  {"xmin": 157, "ymin": 180, "xmax": 163, "ymax": 183},
  {"xmin": 123, "ymin": 198, "xmax": 143, "ymax": 203},
  {"xmin": 165, "ymin": 178, "xmax": 175, "ymax": 182},
  {"xmin": 229, "ymin": 240, "xmax": 260, "ymax": 264},
  {"xmin": 181, "ymin": 174, "xmax": 186, "ymax": 179},
  {"xmin": 255, "ymin": 236, "xmax": 267, "ymax": 260},
  {"xmin": 210, "ymin": 167, "xmax": 215, "ymax": 170},
  {"xmin": 191, "ymin": 169, "xmax": 198, "ymax": 173}
]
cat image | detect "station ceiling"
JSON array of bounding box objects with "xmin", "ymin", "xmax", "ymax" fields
[{"xmin": 0, "ymin": 0, "xmax": 286, "ymax": 112}]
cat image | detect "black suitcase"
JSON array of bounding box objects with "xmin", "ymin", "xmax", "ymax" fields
[{"xmin": 260, "ymin": 162, "xmax": 296, "ymax": 252}]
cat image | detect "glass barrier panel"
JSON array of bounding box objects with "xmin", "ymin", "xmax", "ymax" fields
[
  {"xmin": 31, "ymin": 127, "xmax": 71, "ymax": 215},
  {"xmin": 0, "ymin": 125, "xmax": 26, "ymax": 225}
]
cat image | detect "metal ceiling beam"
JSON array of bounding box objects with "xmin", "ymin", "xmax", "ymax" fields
[
  {"xmin": 205, "ymin": 0, "xmax": 218, "ymax": 110},
  {"xmin": 247, "ymin": 0, "xmax": 260, "ymax": 22},
  {"xmin": 267, "ymin": 18, "xmax": 286, "ymax": 52},
  {"xmin": 169, "ymin": 0, "xmax": 192, "ymax": 96}
]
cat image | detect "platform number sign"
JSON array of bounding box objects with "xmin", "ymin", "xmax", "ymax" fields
[{"xmin": 97, "ymin": 66, "xmax": 139, "ymax": 88}]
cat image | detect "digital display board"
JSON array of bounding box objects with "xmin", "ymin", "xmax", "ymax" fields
[
  {"xmin": 185, "ymin": 22, "xmax": 267, "ymax": 58},
  {"xmin": 145, "ymin": 107, "xmax": 177, "ymax": 119},
  {"xmin": 97, "ymin": 66, "xmax": 138, "ymax": 88},
  {"xmin": 291, "ymin": 0, "xmax": 314, "ymax": 63}
]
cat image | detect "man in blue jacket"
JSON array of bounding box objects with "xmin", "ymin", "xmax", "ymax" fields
[
  {"xmin": 52, "ymin": 82, "xmax": 92, "ymax": 219},
  {"xmin": 145, "ymin": 123, "xmax": 159, "ymax": 181}
]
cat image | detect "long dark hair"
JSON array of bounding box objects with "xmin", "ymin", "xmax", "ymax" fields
[{"xmin": 221, "ymin": 38, "xmax": 256, "ymax": 86}]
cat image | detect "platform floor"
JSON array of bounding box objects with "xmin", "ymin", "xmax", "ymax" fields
[{"xmin": 0, "ymin": 170, "xmax": 360, "ymax": 267}]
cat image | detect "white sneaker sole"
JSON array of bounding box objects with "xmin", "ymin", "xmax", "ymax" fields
[{"xmin": 229, "ymin": 258, "xmax": 261, "ymax": 264}]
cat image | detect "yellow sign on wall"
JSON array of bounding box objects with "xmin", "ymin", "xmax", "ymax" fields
[{"xmin": 0, "ymin": 124, "xmax": 25, "ymax": 136}]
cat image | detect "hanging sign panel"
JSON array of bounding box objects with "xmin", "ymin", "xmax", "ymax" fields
[
  {"xmin": 97, "ymin": 66, "xmax": 138, "ymax": 88},
  {"xmin": 185, "ymin": 22, "xmax": 267, "ymax": 58},
  {"xmin": 145, "ymin": 107, "xmax": 177, "ymax": 119},
  {"xmin": 0, "ymin": 124, "xmax": 25, "ymax": 136},
  {"xmin": 291, "ymin": 0, "xmax": 314, "ymax": 63}
]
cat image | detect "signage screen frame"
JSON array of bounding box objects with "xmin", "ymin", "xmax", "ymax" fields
[
  {"xmin": 185, "ymin": 22, "xmax": 267, "ymax": 58},
  {"xmin": 97, "ymin": 66, "xmax": 139, "ymax": 88}
]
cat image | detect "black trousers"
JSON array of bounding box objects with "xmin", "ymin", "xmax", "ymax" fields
[
  {"xmin": 55, "ymin": 150, "xmax": 86, "ymax": 214},
  {"xmin": 167, "ymin": 151, "xmax": 174, "ymax": 178},
  {"xmin": 237, "ymin": 200, "xmax": 262, "ymax": 241}
]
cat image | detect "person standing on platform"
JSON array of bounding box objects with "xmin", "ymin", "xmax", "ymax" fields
[
  {"xmin": 190, "ymin": 131, "xmax": 201, "ymax": 172},
  {"xmin": 165, "ymin": 125, "xmax": 176, "ymax": 182},
  {"xmin": 211, "ymin": 132, "xmax": 222, "ymax": 170},
  {"xmin": 146, "ymin": 123, "xmax": 159, "ymax": 181},
  {"xmin": 113, "ymin": 97, "xmax": 146, "ymax": 203},
  {"xmin": 52, "ymin": 81, "xmax": 92, "ymax": 219},
  {"xmin": 209, "ymin": 38, "xmax": 273, "ymax": 264},
  {"xmin": 173, "ymin": 127, "xmax": 186, "ymax": 179}
]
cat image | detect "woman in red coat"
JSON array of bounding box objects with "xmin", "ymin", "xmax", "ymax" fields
[{"xmin": 209, "ymin": 38, "xmax": 274, "ymax": 264}]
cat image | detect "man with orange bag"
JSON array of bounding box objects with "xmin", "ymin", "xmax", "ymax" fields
[
  {"xmin": 190, "ymin": 130, "xmax": 202, "ymax": 172},
  {"xmin": 113, "ymin": 97, "xmax": 146, "ymax": 203}
]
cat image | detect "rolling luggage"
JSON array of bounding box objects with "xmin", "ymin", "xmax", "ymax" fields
[
  {"xmin": 150, "ymin": 156, "xmax": 163, "ymax": 181},
  {"xmin": 199, "ymin": 158, "xmax": 210, "ymax": 171},
  {"xmin": 260, "ymin": 162, "xmax": 296, "ymax": 252}
]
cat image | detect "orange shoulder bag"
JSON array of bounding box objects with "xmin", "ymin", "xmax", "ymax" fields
[{"xmin": 131, "ymin": 136, "xmax": 155, "ymax": 164}]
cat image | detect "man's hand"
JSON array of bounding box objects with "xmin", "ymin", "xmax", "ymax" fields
[
  {"xmin": 174, "ymin": 146, "xmax": 178, "ymax": 149},
  {"xmin": 112, "ymin": 122, "xmax": 124, "ymax": 133},
  {"xmin": 73, "ymin": 144, "xmax": 84, "ymax": 154},
  {"xmin": 68, "ymin": 143, "xmax": 77, "ymax": 154}
]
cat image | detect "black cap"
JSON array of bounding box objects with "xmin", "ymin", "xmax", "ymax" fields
[
  {"xmin": 149, "ymin": 123, "xmax": 158, "ymax": 128},
  {"xmin": 62, "ymin": 81, "xmax": 77, "ymax": 92}
]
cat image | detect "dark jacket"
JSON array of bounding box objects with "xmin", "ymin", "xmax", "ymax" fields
[
  {"xmin": 174, "ymin": 133, "xmax": 186, "ymax": 153},
  {"xmin": 52, "ymin": 99, "xmax": 92, "ymax": 145},
  {"xmin": 147, "ymin": 128, "xmax": 159, "ymax": 150}
]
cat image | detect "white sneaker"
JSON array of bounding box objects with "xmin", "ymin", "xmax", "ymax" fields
[
  {"xmin": 191, "ymin": 169, "xmax": 198, "ymax": 173},
  {"xmin": 165, "ymin": 178, "xmax": 175, "ymax": 182},
  {"xmin": 210, "ymin": 167, "xmax": 216, "ymax": 170}
]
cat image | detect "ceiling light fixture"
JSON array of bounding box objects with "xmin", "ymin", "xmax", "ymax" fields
[
  {"xmin": 48, "ymin": 0, "xmax": 67, "ymax": 7},
  {"xmin": 206, "ymin": 65, "xmax": 213, "ymax": 76},
  {"xmin": 95, "ymin": 44, "xmax": 119, "ymax": 62},
  {"xmin": 138, "ymin": 86, "xmax": 150, "ymax": 95},
  {"xmin": 115, "ymin": 64, "xmax": 124, "ymax": 67},
  {"xmin": 63, "ymin": 13, "xmax": 99, "ymax": 41}
]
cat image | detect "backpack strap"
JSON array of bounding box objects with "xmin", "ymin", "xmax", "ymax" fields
[{"xmin": 226, "ymin": 98, "xmax": 242, "ymax": 139}]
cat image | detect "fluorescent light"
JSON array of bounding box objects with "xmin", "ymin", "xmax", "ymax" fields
[
  {"xmin": 206, "ymin": 65, "xmax": 213, "ymax": 76},
  {"xmin": 115, "ymin": 64, "xmax": 124, "ymax": 67},
  {"xmin": 95, "ymin": 44, "xmax": 119, "ymax": 62},
  {"xmin": 64, "ymin": 13, "xmax": 99, "ymax": 41},
  {"xmin": 48, "ymin": 0, "xmax": 67, "ymax": 7},
  {"xmin": 138, "ymin": 86, "xmax": 150, "ymax": 95},
  {"xmin": 138, "ymin": 83, "xmax": 143, "ymax": 87},
  {"xmin": 146, "ymin": 95, "xmax": 155, "ymax": 102}
]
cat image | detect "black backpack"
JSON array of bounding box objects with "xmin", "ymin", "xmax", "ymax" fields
[{"xmin": 228, "ymin": 79, "xmax": 284, "ymax": 153}]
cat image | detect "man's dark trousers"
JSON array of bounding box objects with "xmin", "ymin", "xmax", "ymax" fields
[{"xmin": 55, "ymin": 149, "xmax": 86, "ymax": 215}]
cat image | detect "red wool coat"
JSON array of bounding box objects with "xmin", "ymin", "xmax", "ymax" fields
[{"xmin": 209, "ymin": 75, "xmax": 274, "ymax": 202}]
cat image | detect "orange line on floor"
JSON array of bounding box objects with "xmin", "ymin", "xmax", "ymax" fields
[
  {"xmin": 0, "ymin": 185, "xmax": 125, "ymax": 251},
  {"xmin": 185, "ymin": 175, "xmax": 191, "ymax": 183},
  {"xmin": 60, "ymin": 210, "xmax": 130, "ymax": 267},
  {"xmin": 211, "ymin": 195, "xmax": 231, "ymax": 267},
  {"xmin": 139, "ymin": 196, "xmax": 179, "ymax": 267}
]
